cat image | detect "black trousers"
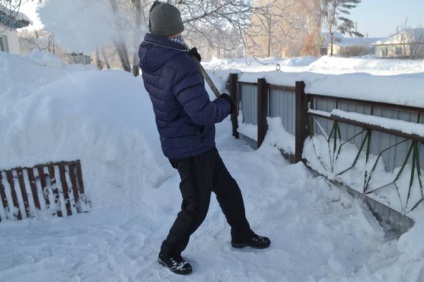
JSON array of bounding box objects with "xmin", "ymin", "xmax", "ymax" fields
[{"xmin": 160, "ymin": 147, "xmax": 253, "ymax": 257}]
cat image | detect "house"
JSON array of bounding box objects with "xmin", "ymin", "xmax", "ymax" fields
[
  {"xmin": 374, "ymin": 28, "xmax": 424, "ymax": 59},
  {"xmin": 0, "ymin": 3, "xmax": 30, "ymax": 54},
  {"xmin": 65, "ymin": 52, "xmax": 91, "ymax": 65},
  {"xmin": 330, "ymin": 37, "xmax": 382, "ymax": 57},
  {"xmin": 321, "ymin": 32, "xmax": 382, "ymax": 57},
  {"xmin": 320, "ymin": 32, "xmax": 344, "ymax": 55}
]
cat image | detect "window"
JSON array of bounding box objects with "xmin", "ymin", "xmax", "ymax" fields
[
  {"xmin": 382, "ymin": 47, "xmax": 388, "ymax": 57},
  {"xmin": 0, "ymin": 35, "xmax": 9, "ymax": 52},
  {"xmin": 0, "ymin": 37, "xmax": 4, "ymax": 51}
]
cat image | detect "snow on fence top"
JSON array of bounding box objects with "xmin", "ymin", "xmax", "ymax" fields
[
  {"xmin": 238, "ymin": 71, "xmax": 424, "ymax": 109},
  {"xmin": 331, "ymin": 109, "xmax": 424, "ymax": 137}
]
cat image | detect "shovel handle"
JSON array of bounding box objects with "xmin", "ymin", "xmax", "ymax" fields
[
  {"xmin": 187, "ymin": 46, "xmax": 221, "ymax": 98},
  {"xmin": 197, "ymin": 61, "xmax": 221, "ymax": 98}
]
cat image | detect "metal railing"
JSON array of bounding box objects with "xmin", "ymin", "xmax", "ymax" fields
[{"xmin": 229, "ymin": 73, "xmax": 422, "ymax": 233}]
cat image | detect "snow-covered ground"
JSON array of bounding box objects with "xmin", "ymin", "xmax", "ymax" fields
[{"xmin": 1, "ymin": 51, "xmax": 424, "ymax": 281}]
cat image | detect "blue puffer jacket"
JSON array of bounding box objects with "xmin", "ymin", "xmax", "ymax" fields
[{"xmin": 138, "ymin": 33, "xmax": 230, "ymax": 160}]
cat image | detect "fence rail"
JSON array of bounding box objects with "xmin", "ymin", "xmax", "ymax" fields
[{"xmin": 229, "ymin": 73, "xmax": 422, "ymax": 234}]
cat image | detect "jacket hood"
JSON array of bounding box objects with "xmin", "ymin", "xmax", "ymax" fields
[{"xmin": 138, "ymin": 33, "xmax": 187, "ymax": 72}]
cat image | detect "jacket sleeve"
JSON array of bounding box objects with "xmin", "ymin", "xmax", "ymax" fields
[{"xmin": 172, "ymin": 57, "xmax": 230, "ymax": 126}]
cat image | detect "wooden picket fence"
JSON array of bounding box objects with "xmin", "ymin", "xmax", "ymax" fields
[{"xmin": 0, "ymin": 160, "xmax": 90, "ymax": 222}]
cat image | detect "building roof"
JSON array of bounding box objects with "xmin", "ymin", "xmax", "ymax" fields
[
  {"xmin": 374, "ymin": 28, "xmax": 424, "ymax": 45},
  {"xmin": 333, "ymin": 37, "xmax": 383, "ymax": 47},
  {"xmin": 321, "ymin": 32, "xmax": 344, "ymax": 47},
  {"xmin": 0, "ymin": 3, "xmax": 31, "ymax": 29}
]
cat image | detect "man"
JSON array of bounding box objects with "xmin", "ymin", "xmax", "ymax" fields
[{"xmin": 138, "ymin": 2, "xmax": 270, "ymax": 275}]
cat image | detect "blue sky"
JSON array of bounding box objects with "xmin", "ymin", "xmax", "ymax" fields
[{"xmin": 350, "ymin": 0, "xmax": 424, "ymax": 38}]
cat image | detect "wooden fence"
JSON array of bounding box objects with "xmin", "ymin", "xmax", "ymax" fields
[
  {"xmin": 228, "ymin": 73, "xmax": 422, "ymax": 234},
  {"xmin": 0, "ymin": 160, "xmax": 90, "ymax": 221}
]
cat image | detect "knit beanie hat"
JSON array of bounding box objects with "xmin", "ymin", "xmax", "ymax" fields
[{"xmin": 150, "ymin": 3, "xmax": 184, "ymax": 37}]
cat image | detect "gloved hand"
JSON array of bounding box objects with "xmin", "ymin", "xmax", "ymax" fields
[
  {"xmin": 187, "ymin": 47, "xmax": 201, "ymax": 62},
  {"xmin": 219, "ymin": 94, "xmax": 235, "ymax": 114}
]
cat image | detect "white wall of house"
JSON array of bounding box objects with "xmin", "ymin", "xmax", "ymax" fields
[
  {"xmin": 374, "ymin": 29, "xmax": 424, "ymax": 59},
  {"xmin": 374, "ymin": 43, "xmax": 424, "ymax": 58},
  {"xmin": 374, "ymin": 44, "xmax": 404, "ymax": 58},
  {"xmin": 327, "ymin": 37, "xmax": 381, "ymax": 57},
  {"xmin": 0, "ymin": 23, "xmax": 21, "ymax": 55}
]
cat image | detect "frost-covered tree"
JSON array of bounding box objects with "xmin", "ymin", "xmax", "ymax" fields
[
  {"xmin": 37, "ymin": 0, "xmax": 323, "ymax": 71},
  {"xmin": 0, "ymin": 0, "xmax": 36, "ymax": 30},
  {"xmin": 321, "ymin": 0, "xmax": 363, "ymax": 56},
  {"xmin": 246, "ymin": 0, "xmax": 297, "ymax": 58},
  {"xmin": 245, "ymin": 0, "xmax": 323, "ymax": 58},
  {"xmin": 154, "ymin": 0, "xmax": 311, "ymax": 58},
  {"xmin": 0, "ymin": 0, "xmax": 22, "ymax": 21},
  {"xmin": 39, "ymin": 0, "xmax": 301, "ymax": 70},
  {"xmin": 38, "ymin": 0, "xmax": 253, "ymax": 71},
  {"xmin": 297, "ymin": 0, "xmax": 322, "ymax": 56},
  {"xmin": 170, "ymin": 0, "xmax": 280, "ymax": 59},
  {"xmin": 19, "ymin": 28, "xmax": 56, "ymax": 53}
]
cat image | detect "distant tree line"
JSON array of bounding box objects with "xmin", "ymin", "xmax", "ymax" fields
[{"xmin": 8, "ymin": 0, "xmax": 364, "ymax": 73}]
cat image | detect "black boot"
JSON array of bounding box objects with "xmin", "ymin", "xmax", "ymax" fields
[
  {"xmin": 231, "ymin": 233, "xmax": 271, "ymax": 249},
  {"xmin": 158, "ymin": 253, "xmax": 193, "ymax": 275}
]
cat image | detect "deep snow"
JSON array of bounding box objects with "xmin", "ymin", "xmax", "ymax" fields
[{"xmin": 1, "ymin": 51, "xmax": 424, "ymax": 281}]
